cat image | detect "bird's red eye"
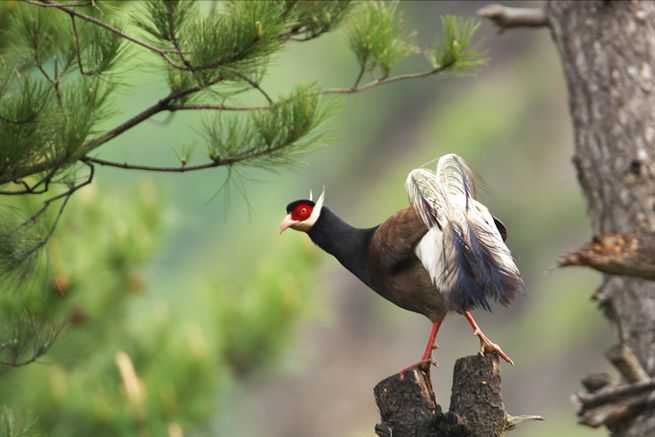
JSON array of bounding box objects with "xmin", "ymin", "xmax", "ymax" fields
[{"xmin": 291, "ymin": 203, "xmax": 313, "ymax": 221}]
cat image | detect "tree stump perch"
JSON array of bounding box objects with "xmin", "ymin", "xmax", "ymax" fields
[{"xmin": 373, "ymin": 354, "xmax": 542, "ymax": 437}]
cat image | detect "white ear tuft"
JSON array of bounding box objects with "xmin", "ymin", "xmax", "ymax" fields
[
  {"xmin": 316, "ymin": 186, "xmax": 325, "ymax": 209},
  {"xmin": 306, "ymin": 186, "xmax": 325, "ymax": 226}
]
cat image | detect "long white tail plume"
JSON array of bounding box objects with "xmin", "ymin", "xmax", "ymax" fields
[{"xmin": 407, "ymin": 154, "xmax": 523, "ymax": 312}]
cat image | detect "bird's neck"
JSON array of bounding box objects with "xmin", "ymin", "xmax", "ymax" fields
[{"xmin": 307, "ymin": 207, "xmax": 377, "ymax": 287}]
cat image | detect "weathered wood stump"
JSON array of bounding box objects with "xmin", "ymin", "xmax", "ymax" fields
[{"xmin": 373, "ymin": 354, "xmax": 542, "ymax": 437}]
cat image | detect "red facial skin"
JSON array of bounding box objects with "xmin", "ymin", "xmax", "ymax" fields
[{"xmin": 291, "ymin": 203, "xmax": 313, "ymax": 221}]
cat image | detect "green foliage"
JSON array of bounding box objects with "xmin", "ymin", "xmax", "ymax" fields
[
  {"xmin": 212, "ymin": 241, "xmax": 320, "ymax": 376},
  {"xmin": 9, "ymin": 5, "xmax": 72, "ymax": 69},
  {"xmin": 187, "ymin": 1, "xmax": 286, "ymax": 73},
  {"xmin": 0, "ymin": 182, "xmax": 320, "ymax": 436},
  {"xmin": 348, "ymin": 1, "xmax": 417, "ymax": 77},
  {"xmin": 205, "ymin": 84, "xmax": 329, "ymax": 167},
  {"xmin": 428, "ymin": 16, "xmax": 485, "ymax": 71},
  {"xmin": 137, "ymin": 0, "xmax": 287, "ymax": 87},
  {"xmin": 0, "ymin": 1, "xmax": 483, "ymax": 185},
  {"xmin": 133, "ymin": 0, "xmax": 199, "ymax": 46},
  {"xmin": 0, "ymin": 206, "xmax": 48, "ymax": 292},
  {"xmin": 0, "ymin": 3, "xmax": 123, "ymax": 181},
  {"xmin": 0, "ymin": 312, "xmax": 61, "ymax": 368},
  {"xmin": 286, "ymin": 0, "xmax": 355, "ymax": 40},
  {"xmin": 347, "ymin": 5, "xmax": 483, "ymax": 79},
  {"xmin": 0, "ymin": 3, "xmax": 15, "ymax": 54},
  {"xmin": 76, "ymin": 18, "xmax": 127, "ymax": 76},
  {"xmin": 0, "ymin": 77, "xmax": 53, "ymax": 175},
  {"xmin": 0, "ymin": 407, "xmax": 35, "ymax": 437}
]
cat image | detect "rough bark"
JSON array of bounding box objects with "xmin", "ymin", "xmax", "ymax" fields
[
  {"xmin": 546, "ymin": 1, "xmax": 655, "ymax": 435},
  {"xmin": 373, "ymin": 355, "xmax": 542, "ymax": 437}
]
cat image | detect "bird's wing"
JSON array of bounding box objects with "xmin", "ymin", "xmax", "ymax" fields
[
  {"xmin": 406, "ymin": 154, "xmax": 523, "ymax": 312},
  {"xmin": 369, "ymin": 207, "xmax": 429, "ymax": 271}
]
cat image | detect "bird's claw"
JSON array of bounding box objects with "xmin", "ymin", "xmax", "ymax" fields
[
  {"xmin": 420, "ymin": 358, "xmax": 439, "ymax": 369},
  {"xmin": 477, "ymin": 334, "xmax": 514, "ymax": 366},
  {"xmin": 400, "ymin": 358, "xmax": 438, "ymax": 375}
]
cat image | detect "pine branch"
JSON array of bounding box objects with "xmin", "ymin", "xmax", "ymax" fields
[
  {"xmin": 0, "ymin": 312, "xmax": 65, "ymax": 368},
  {"xmin": 2, "ymin": 62, "xmax": 456, "ymax": 181},
  {"xmin": 0, "ymin": 80, "xmax": 215, "ymax": 184},
  {"xmin": 24, "ymin": 0, "xmax": 182, "ymax": 59},
  {"xmin": 1, "ymin": 1, "xmax": 486, "ymax": 267},
  {"xmin": 2, "ymin": 2, "xmax": 483, "ymax": 185}
]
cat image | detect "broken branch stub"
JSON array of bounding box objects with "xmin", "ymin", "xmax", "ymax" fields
[{"xmin": 373, "ymin": 354, "xmax": 543, "ymax": 437}]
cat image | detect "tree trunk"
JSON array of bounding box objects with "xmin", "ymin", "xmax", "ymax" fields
[{"xmin": 546, "ymin": 1, "xmax": 655, "ymax": 435}]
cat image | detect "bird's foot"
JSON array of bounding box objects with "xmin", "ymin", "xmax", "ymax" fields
[
  {"xmin": 473, "ymin": 328, "xmax": 514, "ymax": 366},
  {"xmin": 399, "ymin": 358, "xmax": 437, "ymax": 375}
]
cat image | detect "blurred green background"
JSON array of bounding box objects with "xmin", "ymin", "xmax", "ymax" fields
[{"xmin": 0, "ymin": 1, "xmax": 612, "ymax": 436}]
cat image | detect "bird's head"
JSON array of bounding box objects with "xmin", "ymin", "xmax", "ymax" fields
[{"xmin": 279, "ymin": 188, "xmax": 325, "ymax": 234}]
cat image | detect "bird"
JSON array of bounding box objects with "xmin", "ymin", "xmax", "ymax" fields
[{"xmin": 279, "ymin": 153, "xmax": 523, "ymax": 367}]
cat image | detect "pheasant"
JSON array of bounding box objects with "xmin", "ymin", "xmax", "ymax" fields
[{"xmin": 280, "ymin": 154, "xmax": 523, "ymax": 366}]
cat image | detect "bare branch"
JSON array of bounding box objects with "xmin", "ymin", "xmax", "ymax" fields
[
  {"xmin": 577, "ymin": 381, "xmax": 655, "ymax": 409},
  {"xmin": 575, "ymin": 379, "xmax": 655, "ymax": 428},
  {"xmin": 82, "ymin": 135, "xmax": 301, "ymax": 173},
  {"xmin": 82, "ymin": 156, "xmax": 221, "ymax": 173},
  {"xmin": 21, "ymin": 0, "xmax": 92, "ymax": 6},
  {"xmin": 478, "ymin": 4, "xmax": 548, "ymax": 33},
  {"xmin": 606, "ymin": 344, "xmax": 650, "ymax": 384},
  {"xmin": 167, "ymin": 103, "xmax": 270, "ymax": 112},
  {"xmin": 559, "ymin": 233, "xmax": 655, "ymax": 280}
]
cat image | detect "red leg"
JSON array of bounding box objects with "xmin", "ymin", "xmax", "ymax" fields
[
  {"xmin": 420, "ymin": 320, "xmax": 443, "ymax": 362},
  {"xmin": 464, "ymin": 311, "xmax": 514, "ymax": 366},
  {"xmin": 400, "ymin": 319, "xmax": 444, "ymax": 374}
]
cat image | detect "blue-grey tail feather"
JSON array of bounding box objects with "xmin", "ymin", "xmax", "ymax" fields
[{"xmin": 442, "ymin": 220, "xmax": 524, "ymax": 313}]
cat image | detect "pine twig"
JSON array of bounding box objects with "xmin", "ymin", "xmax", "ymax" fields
[{"xmin": 323, "ymin": 65, "xmax": 449, "ymax": 95}]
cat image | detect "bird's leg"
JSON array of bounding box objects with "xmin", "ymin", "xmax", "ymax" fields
[
  {"xmin": 420, "ymin": 319, "xmax": 443, "ymax": 362},
  {"xmin": 399, "ymin": 319, "xmax": 443, "ymax": 374},
  {"xmin": 464, "ymin": 311, "xmax": 514, "ymax": 366}
]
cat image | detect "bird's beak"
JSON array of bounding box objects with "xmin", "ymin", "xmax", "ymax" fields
[{"xmin": 279, "ymin": 214, "xmax": 297, "ymax": 234}]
